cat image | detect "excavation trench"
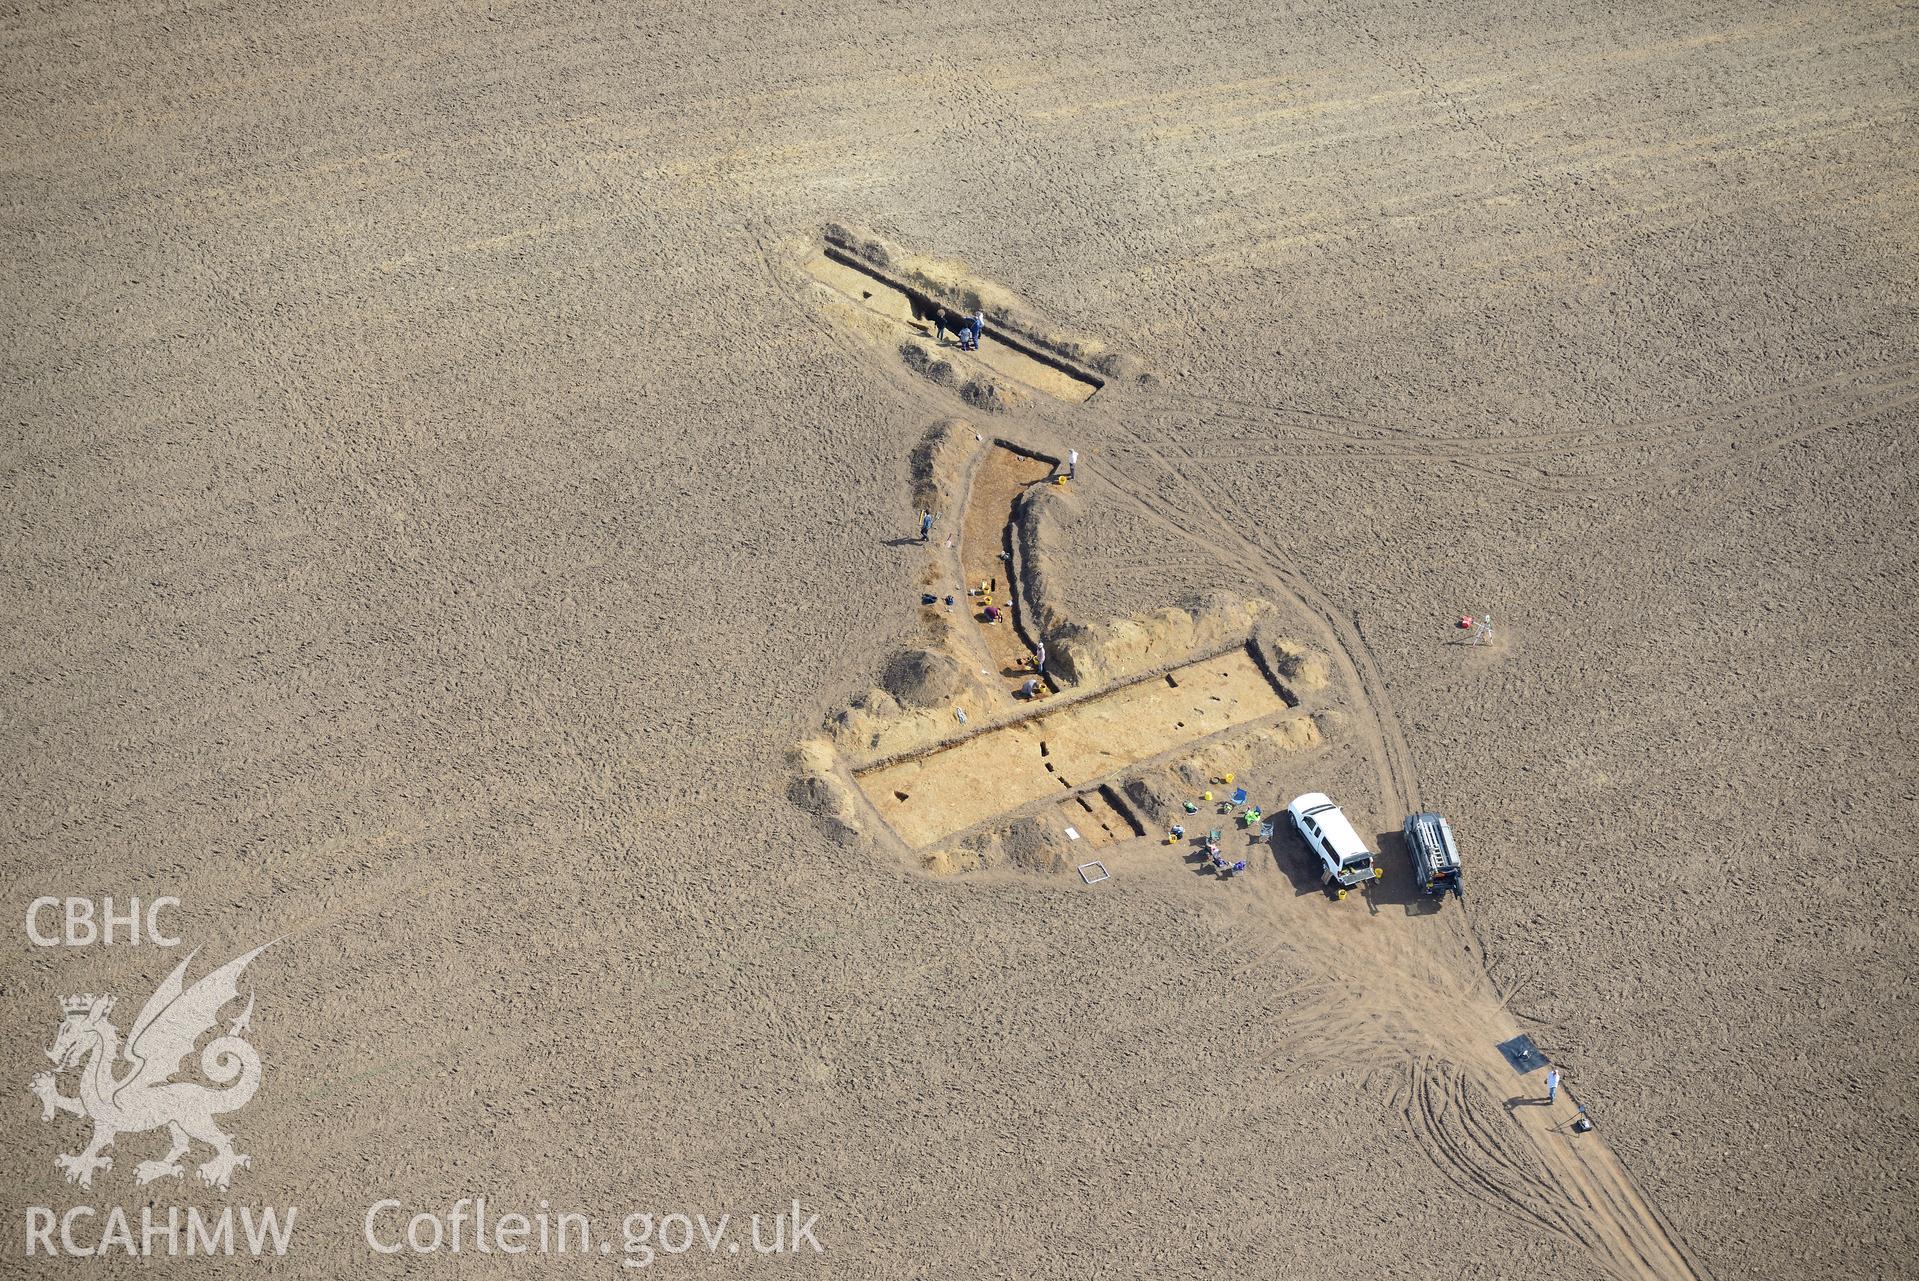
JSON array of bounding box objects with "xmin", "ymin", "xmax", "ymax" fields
[
  {"xmin": 857, "ymin": 646, "xmax": 1289, "ymax": 849},
  {"xmin": 960, "ymin": 443, "xmax": 1055, "ymax": 695},
  {"xmin": 803, "ymin": 248, "xmax": 1104, "ymax": 404},
  {"xmin": 1058, "ymin": 785, "xmax": 1145, "ymax": 848}
]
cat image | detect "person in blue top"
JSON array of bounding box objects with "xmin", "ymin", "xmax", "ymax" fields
[{"xmin": 958, "ymin": 310, "xmax": 985, "ymax": 351}]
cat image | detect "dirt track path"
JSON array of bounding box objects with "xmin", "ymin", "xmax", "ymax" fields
[
  {"xmin": 778, "ymin": 224, "xmax": 1704, "ymax": 1279},
  {"xmin": 7, "ymin": 3, "xmax": 1912, "ymax": 1276},
  {"xmin": 1122, "ymin": 359, "xmax": 1919, "ymax": 495},
  {"xmin": 1086, "ymin": 408, "xmax": 1702, "ymax": 1280}
]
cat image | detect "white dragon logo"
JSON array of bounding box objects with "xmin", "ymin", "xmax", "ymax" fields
[{"xmin": 29, "ymin": 944, "xmax": 270, "ymax": 1189}]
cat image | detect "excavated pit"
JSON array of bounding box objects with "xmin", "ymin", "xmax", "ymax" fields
[
  {"xmin": 1058, "ymin": 785, "xmax": 1145, "ymax": 849},
  {"xmin": 856, "ymin": 645, "xmax": 1289, "ymax": 850}
]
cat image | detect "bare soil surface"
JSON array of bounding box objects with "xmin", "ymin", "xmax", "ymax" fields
[
  {"xmin": 5, "ymin": 2, "xmax": 1915, "ymax": 1279},
  {"xmin": 858, "ymin": 647, "xmax": 1287, "ymax": 848},
  {"xmin": 958, "ymin": 444, "xmax": 1052, "ymax": 692}
]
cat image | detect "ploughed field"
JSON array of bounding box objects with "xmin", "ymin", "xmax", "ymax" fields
[{"xmin": 4, "ymin": 2, "xmax": 1914, "ymax": 1279}]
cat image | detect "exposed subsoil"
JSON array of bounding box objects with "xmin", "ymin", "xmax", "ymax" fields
[
  {"xmin": 959, "ymin": 444, "xmax": 1053, "ymax": 695},
  {"xmin": 4, "ymin": 3, "xmax": 1914, "ymax": 1279}
]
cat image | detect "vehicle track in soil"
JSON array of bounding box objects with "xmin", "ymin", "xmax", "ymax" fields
[
  {"xmin": 1106, "ymin": 385, "xmax": 1727, "ymax": 1280},
  {"xmin": 1087, "ymin": 408, "xmax": 1421, "ymax": 816},
  {"xmin": 773, "ymin": 234, "xmax": 1701, "ymax": 1279},
  {"xmin": 1401, "ymin": 1060, "xmax": 1590, "ymax": 1248},
  {"xmin": 1064, "ymin": 404, "xmax": 1704, "ymax": 1281},
  {"xmin": 1127, "ymin": 360, "xmax": 1919, "ymax": 497}
]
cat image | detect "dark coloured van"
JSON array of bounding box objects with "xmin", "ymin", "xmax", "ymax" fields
[{"xmin": 1404, "ymin": 811, "xmax": 1463, "ymax": 898}]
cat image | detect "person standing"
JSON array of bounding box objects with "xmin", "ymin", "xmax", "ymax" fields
[
  {"xmin": 1033, "ymin": 641, "xmax": 1046, "ymax": 675},
  {"xmin": 962, "ymin": 310, "xmax": 984, "ymax": 350},
  {"xmin": 1067, "ymin": 449, "xmax": 1078, "ymax": 480},
  {"xmin": 1545, "ymin": 1068, "xmax": 1561, "ymax": 1104},
  {"xmin": 919, "ymin": 510, "xmax": 934, "ymax": 542},
  {"xmin": 931, "ymin": 307, "xmax": 949, "ymax": 343}
]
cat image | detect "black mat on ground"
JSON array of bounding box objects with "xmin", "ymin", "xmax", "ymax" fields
[{"xmin": 1497, "ymin": 1035, "xmax": 1549, "ymax": 1074}]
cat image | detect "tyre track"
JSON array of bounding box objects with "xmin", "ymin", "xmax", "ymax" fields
[
  {"xmin": 1402, "ymin": 1057, "xmax": 1707, "ymax": 1281},
  {"xmin": 1097, "ymin": 401, "xmax": 1701, "ymax": 1280},
  {"xmin": 1087, "ymin": 422, "xmax": 1421, "ymax": 817},
  {"xmin": 1133, "ymin": 361, "xmax": 1919, "ymax": 497},
  {"xmin": 766, "ymin": 231, "xmax": 1699, "ymax": 1279},
  {"xmin": 1405, "ymin": 1059, "xmax": 1593, "ymax": 1249}
]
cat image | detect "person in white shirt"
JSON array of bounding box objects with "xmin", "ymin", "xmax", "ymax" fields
[{"xmin": 960, "ymin": 310, "xmax": 984, "ymax": 350}]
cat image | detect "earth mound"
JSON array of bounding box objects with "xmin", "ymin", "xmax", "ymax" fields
[{"xmin": 880, "ymin": 647, "xmax": 963, "ymax": 709}]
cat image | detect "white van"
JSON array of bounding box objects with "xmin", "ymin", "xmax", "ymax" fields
[{"xmin": 1285, "ymin": 792, "xmax": 1382, "ymax": 899}]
